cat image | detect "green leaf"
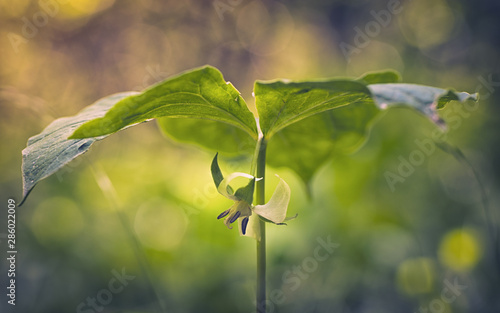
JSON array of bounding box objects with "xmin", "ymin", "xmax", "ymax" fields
[
  {"xmin": 368, "ymin": 83, "xmax": 478, "ymax": 128},
  {"xmin": 266, "ymin": 100, "xmax": 379, "ymax": 187},
  {"xmin": 70, "ymin": 65, "xmax": 258, "ymax": 140},
  {"xmin": 20, "ymin": 92, "xmax": 138, "ymax": 204},
  {"xmin": 157, "ymin": 117, "xmax": 255, "ymax": 155},
  {"xmin": 255, "ymin": 79, "xmax": 372, "ymax": 138},
  {"xmin": 357, "ymin": 70, "xmax": 402, "ymax": 84},
  {"xmin": 256, "ymin": 72, "xmax": 478, "ymax": 188},
  {"xmin": 254, "ymin": 76, "xmax": 379, "ymax": 187},
  {"xmin": 21, "ymin": 66, "xmax": 478, "ymax": 205}
]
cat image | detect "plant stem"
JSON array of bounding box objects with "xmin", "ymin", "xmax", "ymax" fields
[
  {"xmin": 90, "ymin": 164, "xmax": 167, "ymax": 313},
  {"xmin": 255, "ymin": 136, "xmax": 267, "ymax": 313}
]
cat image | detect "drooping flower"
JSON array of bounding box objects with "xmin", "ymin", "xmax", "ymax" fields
[{"xmin": 211, "ymin": 153, "xmax": 296, "ymax": 238}]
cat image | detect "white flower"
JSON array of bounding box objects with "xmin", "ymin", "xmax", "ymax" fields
[{"xmin": 211, "ymin": 154, "xmax": 296, "ymax": 237}]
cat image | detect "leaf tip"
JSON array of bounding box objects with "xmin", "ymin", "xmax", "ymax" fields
[
  {"xmin": 358, "ymin": 69, "xmax": 402, "ymax": 85},
  {"xmin": 20, "ymin": 184, "xmax": 33, "ymax": 206}
]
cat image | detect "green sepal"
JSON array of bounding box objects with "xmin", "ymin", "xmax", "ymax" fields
[
  {"xmin": 211, "ymin": 153, "xmax": 224, "ymax": 188},
  {"xmin": 234, "ymin": 177, "xmax": 256, "ymax": 204}
]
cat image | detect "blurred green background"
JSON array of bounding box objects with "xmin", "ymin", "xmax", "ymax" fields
[{"xmin": 1, "ymin": 0, "xmax": 499, "ymax": 312}]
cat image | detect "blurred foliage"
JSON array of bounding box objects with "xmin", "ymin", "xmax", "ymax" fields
[{"xmin": 1, "ymin": 0, "xmax": 499, "ymax": 312}]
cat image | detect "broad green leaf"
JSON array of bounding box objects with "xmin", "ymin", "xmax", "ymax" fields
[
  {"xmin": 266, "ymin": 100, "xmax": 379, "ymax": 187},
  {"xmin": 257, "ymin": 71, "xmax": 477, "ymax": 188},
  {"xmin": 157, "ymin": 117, "xmax": 255, "ymax": 155},
  {"xmin": 21, "ymin": 65, "xmax": 478, "ymax": 206},
  {"xmin": 254, "ymin": 79, "xmax": 372, "ymax": 138},
  {"xmin": 71, "ymin": 65, "xmax": 258, "ymax": 140},
  {"xmin": 255, "ymin": 75, "xmax": 380, "ymax": 187},
  {"xmin": 20, "ymin": 92, "xmax": 138, "ymax": 204}
]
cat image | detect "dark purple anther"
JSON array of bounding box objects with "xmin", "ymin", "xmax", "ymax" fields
[
  {"xmin": 241, "ymin": 217, "xmax": 249, "ymax": 235},
  {"xmin": 217, "ymin": 209, "xmax": 230, "ymax": 219},
  {"xmin": 229, "ymin": 211, "xmax": 241, "ymax": 223}
]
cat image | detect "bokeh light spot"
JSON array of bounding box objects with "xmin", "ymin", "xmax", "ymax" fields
[
  {"xmin": 346, "ymin": 41, "xmax": 404, "ymax": 77},
  {"xmin": 134, "ymin": 199, "xmax": 187, "ymax": 251},
  {"xmin": 398, "ymin": 0, "xmax": 456, "ymax": 49},
  {"xmin": 31, "ymin": 197, "xmax": 85, "ymax": 246},
  {"xmin": 0, "ymin": 0, "xmax": 30, "ymax": 17},
  {"xmin": 57, "ymin": 0, "xmax": 115, "ymax": 19},
  {"xmin": 438, "ymin": 228, "xmax": 482, "ymax": 272},
  {"xmin": 396, "ymin": 257, "xmax": 436, "ymax": 295},
  {"xmin": 237, "ymin": 0, "xmax": 294, "ymax": 56}
]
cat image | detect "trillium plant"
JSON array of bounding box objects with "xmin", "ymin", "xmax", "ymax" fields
[{"xmin": 21, "ymin": 65, "xmax": 477, "ymax": 312}]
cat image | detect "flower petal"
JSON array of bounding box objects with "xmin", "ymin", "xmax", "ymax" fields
[
  {"xmin": 218, "ymin": 172, "xmax": 256, "ymax": 201},
  {"xmin": 253, "ymin": 175, "xmax": 291, "ymax": 224}
]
